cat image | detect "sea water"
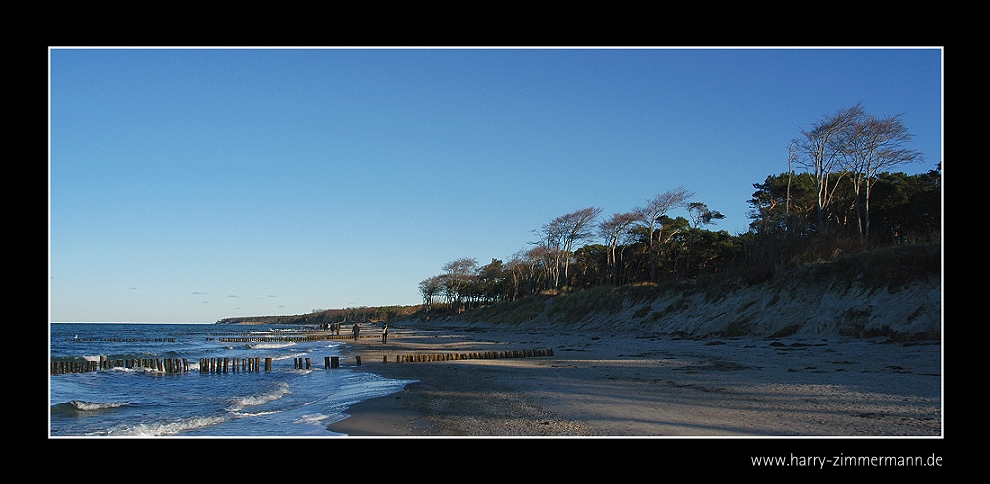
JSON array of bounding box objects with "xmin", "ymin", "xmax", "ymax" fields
[{"xmin": 49, "ymin": 323, "xmax": 416, "ymax": 437}]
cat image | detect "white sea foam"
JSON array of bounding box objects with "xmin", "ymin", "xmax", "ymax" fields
[
  {"xmin": 230, "ymin": 409, "xmax": 282, "ymax": 417},
  {"xmin": 70, "ymin": 400, "xmax": 125, "ymax": 411},
  {"xmin": 253, "ymin": 342, "xmax": 295, "ymax": 350},
  {"xmin": 273, "ymin": 352, "xmax": 308, "ymax": 361},
  {"xmin": 226, "ymin": 382, "xmax": 291, "ymax": 411},
  {"xmin": 294, "ymin": 413, "xmax": 330, "ymax": 425},
  {"xmin": 107, "ymin": 415, "xmax": 227, "ymax": 436}
]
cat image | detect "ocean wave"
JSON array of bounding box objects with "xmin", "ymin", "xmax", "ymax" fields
[
  {"xmin": 226, "ymin": 382, "xmax": 291, "ymax": 412},
  {"xmin": 106, "ymin": 415, "xmax": 227, "ymax": 436},
  {"xmin": 252, "ymin": 342, "xmax": 296, "ymax": 350},
  {"xmin": 230, "ymin": 409, "xmax": 282, "ymax": 418},
  {"xmin": 294, "ymin": 413, "xmax": 330, "ymax": 425},
  {"xmin": 107, "ymin": 366, "xmax": 165, "ymax": 375},
  {"xmin": 272, "ymin": 352, "xmax": 308, "ymax": 362},
  {"xmin": 51, "ymin": 400, "xmax": 127, "ymax": 414}
]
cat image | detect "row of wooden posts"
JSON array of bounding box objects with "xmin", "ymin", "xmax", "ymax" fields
[
  {"xmin": 50, "ymin": 356, "xmax": 190, "ymax": 375},
  {"xmin": 297, "ymin": 356, "xmax": 350, "ymax": 369},
  {"xmin": 391, "ymin": 347, "xmax": 554, "ymax": 363},
  {"xmin": 201, "ymin": 357, "xmax": 269, "ymax": 373},
  {"xmin": 49, "ymin": 355, "xmax": 355, "ymax": 375},
  {"xmin": 210, "ymin": 334, "xmax": 377, "ymax": 343},
  {"xmin": 51, "ymin": 347, "xmax": 554, "ymax": 375},
  {"xmin": 68, "ymin": 337, "xmax": 176, "ymax": 343},
  {"xmin": 208, "ymin": 348, "xmax": 555, "ymax": 370}
]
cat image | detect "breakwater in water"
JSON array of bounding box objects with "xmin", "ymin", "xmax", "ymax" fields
[
  {"xmin": 51, "ymin": 356, "xmax": 190, "ymax": 374},
  {"xmin": 50, "ymin": 322, "xmax": 421, "ymax": 436},
  {"xmin": 50, "ymin": 346, "xmax": 555, "ymax": 374},
  {"xmin": 209, "ymin": 334, "xmax": 377, "ymax": 343}
]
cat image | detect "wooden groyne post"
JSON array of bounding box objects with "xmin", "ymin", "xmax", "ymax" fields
[
  {"xmin": 198, "ymin": 356, "xmax": 264, "ymax": 374},
  {"xmin": 390, "ymin": 347, "xmax": 555, "ymax": 363},
  {"xmin": 70, "ymin": 337, "xmax": 176, "ymax": 343},
  {"xmin": 50, "ymin": 356, "xmax": 190, "ymax": 375},
  {"xmin": 212, "ymin": 333, "xmax": 376, "ymax": 343}
]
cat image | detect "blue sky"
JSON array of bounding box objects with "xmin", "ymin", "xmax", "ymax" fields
[{"xmin": 49, "ymin": 47, "xmax": 943, "ymax": 324}]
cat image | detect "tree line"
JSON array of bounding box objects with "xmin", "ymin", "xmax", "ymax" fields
[
  {"xmin": 419, "ymin": 105, "xmax": 940, "ymax": 317},
  {"xmin": 216, "ymin": 305, "xmax": 417, "ymax": 325}
]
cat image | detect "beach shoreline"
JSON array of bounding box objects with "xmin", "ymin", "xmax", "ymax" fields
[{"xmin": 326, "ymin": 323, "xmax": 942, "ymax": 438}]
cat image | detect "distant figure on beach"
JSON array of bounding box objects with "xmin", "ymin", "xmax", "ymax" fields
[
  {"xmin": 332, "ymin": 322, "xmax": 339, "ymax": 336},
  {"xmin": 352, "ymin": 323, "xmax": 360, "ymax": 341},
  {"xmin": 381, "ymin": 324, "xmax": 389, "ymax": 344}
]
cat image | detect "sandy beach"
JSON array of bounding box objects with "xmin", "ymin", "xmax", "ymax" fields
[{"xmin": 327, "ymin": 322, "xmax": 942, "ymax": 438}]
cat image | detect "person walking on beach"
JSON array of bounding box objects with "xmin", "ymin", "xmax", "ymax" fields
[
  {"xmin": 381, "ymin": 323, "xmax": 389, "ymax": 344},
  {"xmin": 352, "ymin": 323, "xmax": 360, "ymax": 341}
]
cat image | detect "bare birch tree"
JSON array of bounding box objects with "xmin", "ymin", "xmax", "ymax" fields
[
  {"xmin": 534, "ymin": 222, "xmax": 564, "ymax": 290},
  {"xmin": 418, "ymin": 275, "xmax": 444, "ymax": 319},
  {"xmin": 636, "ymin": 187, "xmax": 694, "ymax": 282},
  {"xmin": 843, "ymin": 113, "xmax": 923, "ymax": 242},
  {"xmin": 535, "ymin": 207, "xmax": 603, "ymax": 289},
  {"xmin": 599, "ymin": 211, "xmax": 643, "ymax": 285},
  {"xmin": 441, "ymin": 257, "xmax": 478, "ymax": 311},
  {"xmin": 558, "ymin": 206, "xmax": 602, "ymax": 286},
  {"xmin": 523, "ymin": 245, "xmax": 550, "ymax": 294},
  {"xmin": 793, "ymin": 104, "xmax": 865, "ymax": 231},
  {"xmin": 786, "ymin": 140, "xmax": 798, "ymax": 216}
]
